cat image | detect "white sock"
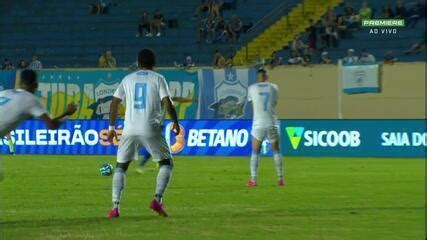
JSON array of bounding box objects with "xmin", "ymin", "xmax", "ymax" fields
[
  {"xmin": 273, "ymin": 152, "xmax": 284, "ymax": 178},
  {"xmin": 250, "ymin": 152, "xmax": 260, "ymax": 181},
  {"xmin": 155, "ymin": 164, "xmax": 173, "ymax": 201},
  {"xmin": 112, "ymin": 167, "xmax": 126, "ymax": 208}
]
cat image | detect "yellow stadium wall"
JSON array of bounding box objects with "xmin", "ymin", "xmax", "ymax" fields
[{"xmin": 268, "ymin": 62, "xmax": 425, "ymax": 119}]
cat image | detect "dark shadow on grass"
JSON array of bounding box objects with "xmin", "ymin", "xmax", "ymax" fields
[
  {"xmin": 0, "ymin": 215, "xmax": 155, "ymax": 228},
  {"xmin": 1, "ymin": 206, "xmax": 423, "ymax": 228},
  {"xmin": 169, "ymin": 206, "xmax": 425, "ymax": 219}
]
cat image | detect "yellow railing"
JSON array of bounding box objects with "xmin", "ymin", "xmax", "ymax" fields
[{"xmin": 234, "ymin": 0, "xmax": 343, "ymax": 65}]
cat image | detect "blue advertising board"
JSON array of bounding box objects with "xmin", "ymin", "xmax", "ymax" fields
[
  {"xmin": 0, "ymin": 120, "xmax": 424, "ymax": 158},
  {"xmin": 281, "ymin": 120, "xmax": 425, "ymax": 158},
  {"xmin": 0, "ymin": 70, "xmax": 16, "ymax": 91}
]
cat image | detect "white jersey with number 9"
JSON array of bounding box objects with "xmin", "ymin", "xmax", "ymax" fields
[{"xmin": 113, "ymin": 70, "xmax": 171, "ymax": 137}]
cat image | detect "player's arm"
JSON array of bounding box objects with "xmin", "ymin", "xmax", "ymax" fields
[
  {"xmin": 160, "ymin": 77, "xmax": 180, "ymax": 134},
  {"xmin": 162, "ymin": 97, "xmax": 180, "ymax": 135},
  {"xmin": 108, "ymin": 82, "xmax": 125, "ymax": 143},
  {"xmin": 107, "ymin": 97, "xmax": 122, "ymax": 143},
  {"xmin": 39, "ymin": 103, "xmax": 77, "ymax": 130}
]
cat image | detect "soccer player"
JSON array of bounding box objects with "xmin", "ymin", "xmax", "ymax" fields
[
  {"xmin": 0, "ymin": 70, "xmax": 77, "ymax": 178},
  {"xmin": 246, "ymin": 69, "xmax": 285, "ymax": 187},
  {"xmin": 0, "ymin": 70, "xmax": 77, "ymax": 138},
  {"xmin": 107, "ymin": 49, "xmax": 180, "ymax": 218}
]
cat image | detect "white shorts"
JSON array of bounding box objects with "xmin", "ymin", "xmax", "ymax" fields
[
  {"xmin": 251, "ymin": 125, "xmax": 280, "ymax": 143},
  {"xmin": 117, "ymin": 133, "xmax": 172, "ymax": 163}
]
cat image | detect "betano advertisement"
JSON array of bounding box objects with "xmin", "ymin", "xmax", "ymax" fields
[{"xmin": 0, "ymin": 120, "xmax": 424, "ymax": 157}]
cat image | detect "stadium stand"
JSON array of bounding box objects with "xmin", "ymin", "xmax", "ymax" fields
[
  {"xmin": 0, "ymin": 0, "xmax": 424, "ymax": 67},
  {"xmin": 0, "ymin": 0, "xmax": 286, "ymax": 68},
  {"xmin": 277, "ymin": 0, "xmax": 426, "ymax": 64}
]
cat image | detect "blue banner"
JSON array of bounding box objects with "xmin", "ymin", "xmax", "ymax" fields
[
  {"xmin": 281, "ymin": 120, "xmax": 425, "ymax": 158},
  {"xmin": 37, "ymin": 69, "xmax": 199, "ymax": 120},
  {"xmin": 198, "ymin": 68, "xmax": 256, "ymax": 119},
  {"xmin": 0, "ymin": 120, "xmax": 272, "ymax": 156},
  {"xmin": 0, "ymin": 70, "xmax": 16, "ymax": 91},
  {"xmin": 0, "ymin": 120, "xmax": 424, "ymax": 158}
]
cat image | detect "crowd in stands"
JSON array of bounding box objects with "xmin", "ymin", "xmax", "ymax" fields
[
  {"xmin": 1, "ymin": 1, "xmax": 425, "ymax": 70},
  {"xmin": 2, "ymin": 54, "xmax": 42, "ymax": 70},
  {"xmin": 136, "ymin": 9, "xmax": 166, "ymax": 37},
  {"xmin": 285, "ymin": 0, "xmax": 426, "ymax": 66},
  {"xmin": 195, "ymin": 1, "xmax": 244, "ymax": 44}
]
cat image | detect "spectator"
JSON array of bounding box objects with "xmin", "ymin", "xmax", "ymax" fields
[
  {"xmin": 89, "ymin": 1, "xmax": 101, "ymax": 14},
  {"xmin": 210, "ymin": 0, "xmax": 223, "ymax": 17},
  {"xmin": 252, "ymin": 54, "xmax": 265, "ymax": 69},
  {"xmin": 89, "ymin": 0, "xmax": 108, "ymax": 15},
  {"xmin": 194, "ymin": 0, "xmax": 210, "ymax": 17},
  {"xmin": 99, "ymin": 50, "xmax": 117, "ymax": 68},
  {"xmin": 406, "ymin": 0, "xmax": 424, "ymax": 28},
  {"xmin": 291, "ymin": 36, "xmax": 307, "ymax": 55},
  {"xmin": 325, "ymin": 6, "xmax": 336, "ymax": 22},
  {"xmin": 213, "ymin": 16, "xmax": 227, "ymax": 43},
  {"xmin": 404, "ymin": 33, "xmax": 426, "ymax": 54},
  {"xmin": 358, "ymin": 2, "xmax": 372, "ymax": 20},
  {"xmin": 226, "ymin": 15, "xmax": 243, "ymax": 43},
  {"xmin": 395, "ymin": 0, "xmax": 407, "ymax": 18},
  {"xmin": 29, "ymin": 54, "xmax": 43, "ymax": 70},
  {"xmin": 323, "ymin": 22, "xmax": 339, "ymax": 48},
  {"xmin": 224, "ymin": 54, "xmax": 234, "ymax": 68},
  {"xmin": 212, "ymin": 50, "xmax": 226, "ymax": 68},
  {"xmin": 383, "ymin": 4, "xmax": 395, "ymax": 18},
  {"xmin": 151, "ymin": 9, "xmax": 165, "ymax": 37},
  {"xmin": 136, "ymin": 11, "xmax": 152, "ymax": 37},
  {"xmin": 287, "ymin": 51, "xmax": 306, "ymax": 65},
  {"xmin": 383, "ymin": 51, "xmax": 398, "ymax": 64},
  {"xmin": 336, "ymin": 15, "xmax": 348, "ymax": 39},
  {"xmin": 197, "ymin": 16, "xmax": 213, "ymax": 43},
  {"xmin": 342, "ymin": 49, "xmax": 358, "ymax": 65},
  {"xmin": 175, "ymin": 56, "xmax": 196, "ymax": 69},
  {"xmin": 320, "ymin": 51, "xmax": 332, "ymax": 64},
  {"xmin": 307, "ymin": 19, "xmax": 318, "ymax": 50},
  {"xmin": 358, "ymin": 49, "xmax": 376, "ymax": 64},
  {"xmin": 268, "ymin": 51, "xmax": 282, "ymax": 68},
  {"xmin": 343, "ymin": 2, "xmax": 355, "ymax": 17},
  {"xmin": 2, "ymin": 58, "xmax": 14, "ymax": 70},
  {"xmin": 16, "ymin": 59, "xmax": 28, "ymax": 69}
]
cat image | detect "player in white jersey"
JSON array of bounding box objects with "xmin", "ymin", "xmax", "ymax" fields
[
  {"xmin": 246, "ymin": 69, "xmax": 285, "ymax": 187},
  {"xmin": 0, "ymin": 70, "xmax": 77, "ymax": 179},
  {"xmin": 107, "ymin": 49, "xmax": 180, "ymax": 218}
]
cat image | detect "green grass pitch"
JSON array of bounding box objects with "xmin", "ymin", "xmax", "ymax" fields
[{"xmin": 0, "ymin": 155, "xmax": 424, "ymax": 240}]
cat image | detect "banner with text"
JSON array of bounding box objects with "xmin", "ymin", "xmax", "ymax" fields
[
  {"xmin": 198, "ymin": 68, "xmax": 256, "ymax": 119},
  {"xmin": 0, "ymin": 120, "xmax": 424, "ymax": 157},
  {"xmin": 0, "ymin": 120, "xmax": 273, "ymax": 156},
  {"xmin": 36, "ymin": 69, "xmax": 199, "ymax": 119},
  {"xmin": 281, "ymin": 120, "xmax": 424, "ymax": 157}
]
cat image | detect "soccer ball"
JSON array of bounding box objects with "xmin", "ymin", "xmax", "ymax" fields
[{"xmin": 99, "ymin": 163, "xmax": 114, "ymax": 176}]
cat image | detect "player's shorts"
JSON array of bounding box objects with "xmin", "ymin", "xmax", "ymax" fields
[
  {"xmin": 251, "ymin": 125, "xmax": 280, "ymax": 143},
  {"xmin": 118, "ymin": 132, "xmax": 172, "ymax": 163}
]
